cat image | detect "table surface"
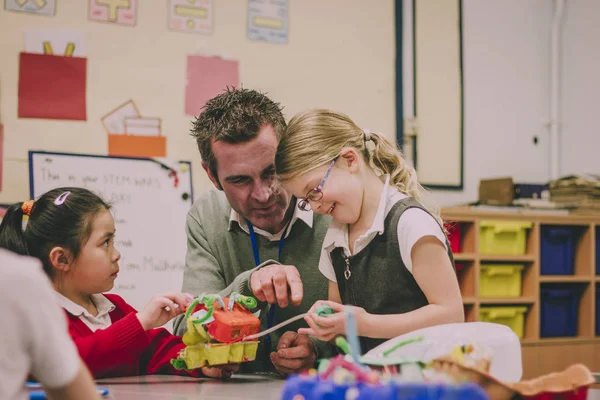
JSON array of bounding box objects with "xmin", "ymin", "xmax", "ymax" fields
[
  {"xmin": 95, "ymin": 374, "xmax": 600, "ymax": 400},
  {"xmin": 96, "ymin": 374, "xmax": 286, "ymax": 400}
]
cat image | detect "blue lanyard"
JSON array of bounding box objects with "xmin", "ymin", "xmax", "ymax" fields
[
  {"xmin": 246, "ymin": 221, "xmax": 286, "ymax": 266},
  {"xmin": 246, "ymin": 220, "xmax": 288, "ymax": 346}
]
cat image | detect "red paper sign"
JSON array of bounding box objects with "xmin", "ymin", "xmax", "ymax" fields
[
  {"xmin": 185, "ymin": 55, "xmax": 239, "ymax": 116},
  {"xmin": 18, "ymin": 52, "xmax": 87, "ymax": 121}
]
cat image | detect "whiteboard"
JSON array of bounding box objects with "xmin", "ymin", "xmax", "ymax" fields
[{"xmin": 29, "ymin": 151, "xmax": 193, "ymax": 323}]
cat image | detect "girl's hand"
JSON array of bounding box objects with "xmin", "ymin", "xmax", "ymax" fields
[
  {"xmin": 298, "ymin": 301, "xmax": 369, "ymax": 342},
  {"xmin": 137, "ymin": 292, "xmax": 194, "ymax": 330}
]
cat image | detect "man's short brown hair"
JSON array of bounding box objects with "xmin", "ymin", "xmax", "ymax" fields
[{"xmin": 190, "ymin": 88, "xmax": 286, "ymax": 181}]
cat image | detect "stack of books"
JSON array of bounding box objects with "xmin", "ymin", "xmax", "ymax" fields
[{"xmin": 550, "ymin": 174, "xmax": 600, "ymax": 211}]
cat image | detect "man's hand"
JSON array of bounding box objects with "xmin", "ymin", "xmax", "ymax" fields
[
  {"xmin": 201, "ymin": 364, "xmax": 240, "ymax": 379},
  {"xmin": 250, "ymin": 264, "xmax": 303, "ymax": 307},
  {"xmin": 270, "ymin": 331, "xmax": 317, "ymax": 376}
]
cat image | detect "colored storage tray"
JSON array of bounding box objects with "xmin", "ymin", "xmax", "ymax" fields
[
  {"xmin": 540, "ymin": 225, "xmax": 582, "ymax": 275},
  {"xmin": 540, "ymin": 284, "xmax": 584, "ymax": 338},
  {"xmin": 480, "ymin": 220, "xmax": 533, "ymax": 255},
  {"xmin": 479, "ymin": 306, "xmax": 527, "ymax": 338},
  {"xmin": 480, "ymin": 264, "xmax": 524, "ymax": 297},
  {"xmin": 445, "ymin": 222, "xmax": 461, "ymax": 253}
]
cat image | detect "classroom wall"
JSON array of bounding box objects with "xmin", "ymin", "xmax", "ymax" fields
[
  {"xmin": 428, "ymin": 0, "xmax": 554, "ymax": 206},
  {"xmin": 561, "ymin": 0, "xmax": 600, "ymax": 176},
  {"xmin": 429, "ymin": 0, "xmax": 600, "ymax": 206},
  {"xmin": 2, "ymin": 1, "xmax": 597, "ymax": 208},
  {"xmin": 0, "ymin": 1, "xmax": 395, "ymax": 203}
]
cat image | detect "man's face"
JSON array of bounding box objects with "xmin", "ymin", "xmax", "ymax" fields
[{"xmin": 205, "ymin": 124, "xmax": 290, "ymax": 233}]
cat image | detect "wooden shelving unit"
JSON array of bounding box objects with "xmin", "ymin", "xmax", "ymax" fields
[{"xmin": 442, "ymin": 207, "xmax": 600, "ymax": 379}]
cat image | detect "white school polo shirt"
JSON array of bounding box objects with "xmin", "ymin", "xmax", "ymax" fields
[
  {"xmin": 0, "ymin": 250, "xmax": 81, "ymax": 400},
  {"xmin": 56, "ymin": 292, "xmax": 116, "ymax": 332}
]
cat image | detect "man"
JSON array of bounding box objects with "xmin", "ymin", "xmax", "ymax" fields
[{"xmin": 173, "ymin": 88, "xmax": 331, "ymax": 375}]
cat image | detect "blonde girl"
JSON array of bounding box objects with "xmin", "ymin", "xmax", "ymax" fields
[{"xmin": 274, "ymin": 109, "xmax": 463, "ymax": 352}]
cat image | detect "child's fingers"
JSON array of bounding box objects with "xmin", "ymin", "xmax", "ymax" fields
[
  {"xmin": 298, "ymin": 327, "xmax": 316, "ymax": 336},
  {"xmin": 309, "ymin": 314, "xmax": 344, "ymax": 338},
  {"xmin": 304, "ymin": 314, "xmax": 335, "ymax": 338},
  {"xmin": 181, "ymin": 293, "xmax": 195, "ymax": 306},
  {"xmin": 322, "ymin": 300, "xmax": 344, "ymax": 312},
  {"xmin": 162, "ymin": 293, "xmax": 192, "ymax": 309},
  {"xmin": 318, "ymin": 332, "xmax": 336, "ymax": 342},
  {"xmin": 155, "ymin": 296, "xmax": 178, "ymax": 314},
  {"xmin": 311, "ymin": 312, "xmax": 342, "ymax": 328}
]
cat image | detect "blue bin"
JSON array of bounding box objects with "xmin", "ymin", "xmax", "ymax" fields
[
  {"xmin": 540, "ymin": 226, "xmax": 581, "ymax": 275},
  {"xmin": 540, "ymin": 284, "xmax": 583, "ymax": 337},
  {"xmin": 596, "ymin": 228, "xmax": 600, "ymax": 275},
  {"xmin": 596, "ymin": 284, "xmax": 599, "ymax": 336}
]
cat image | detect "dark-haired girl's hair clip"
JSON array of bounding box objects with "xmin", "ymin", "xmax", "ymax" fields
[
  {"xmin": 21, "ymin": 200, "xmax": 35, "ymax": 216},
  {"xmin": 54, "ymin": 191, "xmax": 71, "ymax": 206}
]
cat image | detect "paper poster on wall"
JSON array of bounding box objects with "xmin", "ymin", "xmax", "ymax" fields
[
  {"xmin": 247, "ymin": 0, "xmax": 288, "ymax": 44},
  {"xmin": 4, "ymin": 0, "xmax": 56, "ymax": 16},
  {"xmin": 185, "ymin": 55, "xmax": 239, "ymax": 116},
  {"xmin": 102, "ymin": 100, "xmax": 166, "ymax": 158},
  {"xmin": 124, "ymin": 117, "xmax": 161, "ymax": 136},
  {"xmin": 168, "ymin": 0, "xmax": 213, "ymax": 34},
  {"xmin": 101, "ymin": 99, "xmax": 140, "ymax": 134},
  {"xmin": 18, "ymin": 53, "xmax": 87, "ymax": 121},
  {"xmin": 88, "ymin": 0, "xmax": 137, "ymax": 26},
  {"xmin": 24, "ymin": 29, "xmax": 85, "ymax": 57}
]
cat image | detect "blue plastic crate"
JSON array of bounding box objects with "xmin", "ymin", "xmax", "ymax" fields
[
  {"xmin": 596, "ymin": 228, "xmax": 600, "ymax": 276},
  {"xmin": 596, "ymin": 284, "xmax": 599, "ymax": 336},
  {"xmin": 540, "ymin": 284, "xmax": 584, "ymax": 337},
  {"xmin": 540, "ymin": 226, "xmax": 581, "ymax": 275}
]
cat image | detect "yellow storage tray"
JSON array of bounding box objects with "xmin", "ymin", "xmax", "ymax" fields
[
  {"xmin": 480, "ymin": 264, "xmax": 524, "ymax": 297},
  {"xmin": 480, "ymin": 306, "xmax": 527, "ymax": 338},
  {"xmin": 480, "ymin": 220, "xmax": 533, "ymax": 255}
]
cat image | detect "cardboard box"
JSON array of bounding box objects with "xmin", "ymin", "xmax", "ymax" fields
[{"xmin": 479, "ymin": 178, "xmax": 548, "ymax": 206}]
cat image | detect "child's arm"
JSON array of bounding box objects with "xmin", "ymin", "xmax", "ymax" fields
[
  {"xmin": 71, "ymin": 293, "xmax": 191, "ymax": 378},
  {"xmin": 359, "ymin": 236, "xmax": 464, "ymax": 338},
  {"xmin": 45, "ymin": 364, "xmax": 101, "ymax": 400},
  {"xmin": 70, "ymin": 311, "xmax": 151, "ymax": 378},
  {"xmin": 300, "ymin": 237, "xmax": 463, "ymax": 341}
]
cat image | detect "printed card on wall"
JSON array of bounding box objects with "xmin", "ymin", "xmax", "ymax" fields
[
  {"xmin": 103, "ymin": 100, "xmax": 166, "ymax": 158},
  {"xmin": 185, "ymin": 55, "xmax": 239, "ymax": 116},
  {"xmin": 88, "ymin": 0, "xmax": 137, "ymax": 26},
  {"xmin": 101, "ymin": 99, "xmax": 140, "ymax": 134},
  {"xmin": 169, "ymin": 0, "xmax": 213, "ymax": 34},
  {"xmin": 4, "ymin": 0, "xmax": 56, "ymax": 16},
  {"xmin": 247, "ymin": 0, "xmax": 288, "ymax": 44}
]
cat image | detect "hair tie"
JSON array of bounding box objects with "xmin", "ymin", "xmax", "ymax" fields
[
  {"xmin": 54, "ymin": 191, "xmax": 71, "ymax": 205},
  {"xmin": 21, "ymin": 200, "xmax": 34, "ymax": 216},
  {"xmin": 362, "ymin": 129, "xmax": 384, "ymax": 177},
  {"xmin": 363, "ymin": 128, "xmax": 376, "ymax": 153},
  {"xmin": 363, "ymin": 128, "xmax": 371, "ymax": 142}
]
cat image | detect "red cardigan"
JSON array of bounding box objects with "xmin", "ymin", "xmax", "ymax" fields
[{"xmin": 64, "ymin": 293, "xmax": 201, "ymax": 379}]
